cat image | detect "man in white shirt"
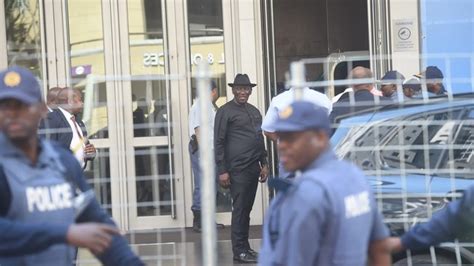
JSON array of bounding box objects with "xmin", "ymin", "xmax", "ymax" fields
[
  {"xmin": 188, "ymin": 81, "xmax": 219, "ymax": 232},
  {"xmin": 39, "ymin": 87, "xmax": 96, "ymax": 168},
  {"xmin": 262, "ymin": 87, "xmax": 332, "ymax": 178}
]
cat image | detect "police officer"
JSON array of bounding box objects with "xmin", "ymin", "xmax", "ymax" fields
[
  {"xmin": 188, "ymin": 81, "xmax": 224, "ymax": 232},
  {"xmin": 262, "ymin": 86, "xmax": 332, "ymax": 179},
  {"xmin": 259, "ymin": 101, "xmax": 390, "ymax": 266},
  {"xmin": 387, "ymin": 184, "xmax": 474, "ymax": 253},
  {"xmin": 379, "ymin": 70, "xmax": 405, "ymax": 100},
  {"xmin": 0, "ymin": 66, "xmax": 143, "ymax": 265}
]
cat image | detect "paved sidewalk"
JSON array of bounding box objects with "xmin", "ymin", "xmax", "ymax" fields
[{"xmin": 78, "ymin": 225, "xmax": 263, "ymax": 266}]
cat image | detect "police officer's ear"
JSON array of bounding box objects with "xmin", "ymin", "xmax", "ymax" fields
[{"xmin": 311, "ymin": 130, "xmax": 329, "ymax": 148}]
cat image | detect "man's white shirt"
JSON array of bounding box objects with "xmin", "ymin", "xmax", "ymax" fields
[
  {"xmin": 262, "ymin": 87, "xmax": 332, "ymax": 133},
  {"xmin": 58, "ymin": 107, "xmax": 85, "ymax": 167},
  {"xmin": 188, "ymin": 99, "xmax": 216, "ymax": 145}
]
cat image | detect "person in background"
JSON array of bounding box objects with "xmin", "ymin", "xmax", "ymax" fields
[
  {"xmin": 188, "ymin": 81, "xmax": 224, "ymax": 232},
  {"xmin": 259, "ymin": 101, "xmax": 391, "ymax": 266},
  {"xmin": 416, "ymin": 66, "xmax": 447, "ymax": 96},
  {"xmin": 0, "ymin": 66, "xmax": 144, "ymax": 265},
  {"xmin": 39, "ymin": 87, "xmax": 96, "ymax": 169},
  {"xmin": 402, "ymin": 78, "xmax": 422, "ymax": 100},
  {"xmin": 331, "ymin": 67, "xmax": 390, "ymax": 124},
  {"xmin": 46, "ymin": 86, "xmax": 63, "ymax": 112},
  {"xmin": 386, "ymin": 185, "xmax": 474, "ymax": 253},
  {"xmin": 379, "ymin": 70, "xmax": 405, "ymax": 101},
  {"xmin": 214, "ymin": 74, "xmax": 269, "ymax": 263},
  {"xmin": 262, "ymin": 86, "xmax": 331, "ymax": 179}
]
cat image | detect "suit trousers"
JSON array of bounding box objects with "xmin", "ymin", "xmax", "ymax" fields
[{"xmin": 230, "ymin": 161, "xmax": 260, "ymax": 255}]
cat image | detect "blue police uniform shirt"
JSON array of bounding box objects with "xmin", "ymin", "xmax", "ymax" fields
[
  {"xmin": 0, "ymin": 133, "xmax": 76, "ymax": 266},
  {"xmin": 259, "ymin": 149, "xmax": 389, "ymax": 266},
  {"xmin": 0, "ymin": 133, "xmax": 144, "ymax": 266},
  {"xmin": 401, "ymin": 185, "xmax": 474, "ymax": 250}
]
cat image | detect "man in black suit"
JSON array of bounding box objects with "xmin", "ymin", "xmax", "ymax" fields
[
  {"xmin": 331, "ymin": 67, "xmax": 390, "ymax": 125},
  {"xmin": 46, "ymin": 86, "xmax": 63, "ymax": 112},
  {"xmin": 40, "ymin": 87, "xmax": 96, "ymax": 168}
]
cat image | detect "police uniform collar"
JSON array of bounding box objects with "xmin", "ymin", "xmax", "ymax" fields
[{"xmin": 0, "ymin": 133, "xmax": 64, "ymax": 170}]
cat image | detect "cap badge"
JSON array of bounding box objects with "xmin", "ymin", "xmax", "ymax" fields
[
  {"xmin": 279, "ymin": 106, "xmax": 293, "ymax": 119},
  {"xmin": 4, "ymin": 71, "xmax": 21, "ymax": 87}
]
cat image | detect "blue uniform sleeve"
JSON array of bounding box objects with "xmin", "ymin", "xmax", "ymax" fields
[
  {"xmin": 60, "ymin": 148, "xmax": 144, "ymax": 266},
  {"xmin": 401, "ymin": 186, "xmax": 474, "ymax": 250},
  {"xmin": 0, "ymin": 218, "xmax": 69, "ymax": 256},
  {"xmin": 370, "ymin": 194, "xmax": 389, "ymax": 241}
]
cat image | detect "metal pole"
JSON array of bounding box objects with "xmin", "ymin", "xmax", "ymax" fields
[
  {"xmin": 196, "ymin": 62, "xmax": 217, "ymax": 266},
  {"xmin": 290, "ymin": 61, "xmax": 305, "ymax": 101}
]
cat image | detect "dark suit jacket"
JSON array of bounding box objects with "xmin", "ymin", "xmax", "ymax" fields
[
  {"xmin": 39, "ymin": 109, "xmax": 89, "ymax": 151},
  {"xmin": 330, "ymin": 90, "xmax": 392, "ymax": 122}
]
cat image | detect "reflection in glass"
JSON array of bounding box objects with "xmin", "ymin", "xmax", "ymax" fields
[
  {"xmin": 187, "ymin": 0, "xmax": 227, "ymax": 106},
  {"xmin": 135, "ymin": 146, "xmax": 174, "ymax": 216},
  {"xmin": 128, "ymin": 0, "xmax": 170, "ymax": 138},
  {"xmin": 187, "ymin": 0, "xmax": 231, "ymax": 212},
  {"xmin": 83, "ymin": 148, "xmax": 112, "ymax": 215},
  {"xmin": 5, "ymin": 0, "xmax": 44, "ymax": 78},
  {"xmin": 131, "ymin": 80, "xmax": 169, "ymax": 137},
  {"xmin": 67, "ymin": 0, "xmax": 108, "ymax": 139}
]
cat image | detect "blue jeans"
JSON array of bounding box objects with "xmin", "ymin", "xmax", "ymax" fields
[{"xmin": 189, "ymin": 142, "xmax": 201, "ymax": 211}]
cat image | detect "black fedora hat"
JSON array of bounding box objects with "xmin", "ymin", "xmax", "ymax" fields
[{"xmin": 228, "ymin": 73, "xmax": 257, "ymax": 87}]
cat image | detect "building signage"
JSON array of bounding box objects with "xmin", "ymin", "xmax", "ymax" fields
[
  {"xmin": 393, "ymin": 19, "xmax": 417, "ymax": 52},
  {"xmin": 143, "ymin": 52, "xmax": 225, "ymax": 67}
]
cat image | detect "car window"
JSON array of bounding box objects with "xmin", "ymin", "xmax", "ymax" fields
[{"xmin": 343, "ymin": 107, "xmax": 473, "ymax": 177}]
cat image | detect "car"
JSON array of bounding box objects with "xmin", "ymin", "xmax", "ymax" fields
[{"xmin": 331, "ymin": 93, "xmax": 474, "ymax": 264}]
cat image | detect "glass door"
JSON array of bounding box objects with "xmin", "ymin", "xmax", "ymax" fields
[
  {"xmin": 1, "ymin": 0, "xmax": 46, "ymax": 83},
  {"xmin": 122, "ymin": 0, "xmax": 185, "ymax": 229},
  {"xmin": 64, "ymin": 0, "xmax": 119, "ymax": 221},
  {"xmin": 186, "ymin": 0, "xmax": 232, "ymax": 225}
]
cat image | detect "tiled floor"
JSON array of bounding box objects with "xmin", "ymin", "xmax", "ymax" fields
[{"xmin": 78, "ymin": 226, "xmax": 263, "ymax": 266}]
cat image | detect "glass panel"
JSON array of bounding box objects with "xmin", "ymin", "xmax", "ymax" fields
[
  {"xmin": 131, "ymin": 80, "xmax": 169, "ymax": 137},
  {"xmin": 135, "ymin": 146, "xmax": 174, "ymax": 216},
  {"xmin": 187, "ymin": 0, "xmax": 227, "ymax": 105},
  {"xmin": 187, "ymin": 0, "xmax": 230, "ymax": 212},
  {"xmin": 128, "ymin": 0, "xmax": 169, "ymax": 138},
  {"xmin": 83, "ymin": 148, "xmax": 112, "ymax": 215},
  {"xmin": 4, "ymin": 0, "xmax": 44, "ymax": 78},
  {"xmin": 67, "ymin": 0, "xmax": 108, "ymax": 139}
]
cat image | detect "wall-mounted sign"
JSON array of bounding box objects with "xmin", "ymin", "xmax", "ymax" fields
[
  {"xmin": 143, "ymin": 52, "xmax": 225, "ymax": 67},
  {"xmin": 71, "ymin": 65, "xmax": 92, "ymax": 77},
  {"xmin": 393, "ymin": 19, "xmax": 417, "ymax": 52}
]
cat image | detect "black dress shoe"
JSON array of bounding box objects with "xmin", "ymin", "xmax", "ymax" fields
[
  {"xmin": 247, "ymin": 248, "xmax": 258, "ymax": 257},
  {"xmin": 233, "ymin": 252, "xmax": 257, "ymax": 263}
]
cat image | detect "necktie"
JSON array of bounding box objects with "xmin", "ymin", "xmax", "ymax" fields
[{"xmin": 70, "ymin": 115, "xmax": 84, "ymax": 140}]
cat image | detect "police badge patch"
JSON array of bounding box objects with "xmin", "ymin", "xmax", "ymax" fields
[{"xmin": 4, "ymin": 71, "xmax": 21, "ymax": 87}]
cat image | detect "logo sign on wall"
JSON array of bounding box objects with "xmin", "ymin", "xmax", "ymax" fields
[
  {"xmin": 71, "ymin": 65, "xmax": 92, "ymax": 77},
  {"xmin": 393, "ymin": 19, "xmax": 417, "ymax": 52},
  {"xmin": 143, "ymin": 52, "xmax": 225, "ymax": 67}
]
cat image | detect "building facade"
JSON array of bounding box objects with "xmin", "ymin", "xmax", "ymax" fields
[
  {"xmin": 4, "ymin": 0, "xmax": 469, "ymax": 232},
  {"xmin": 0, "ymin": 0, "xmax": 271, "ymax": 231}
]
